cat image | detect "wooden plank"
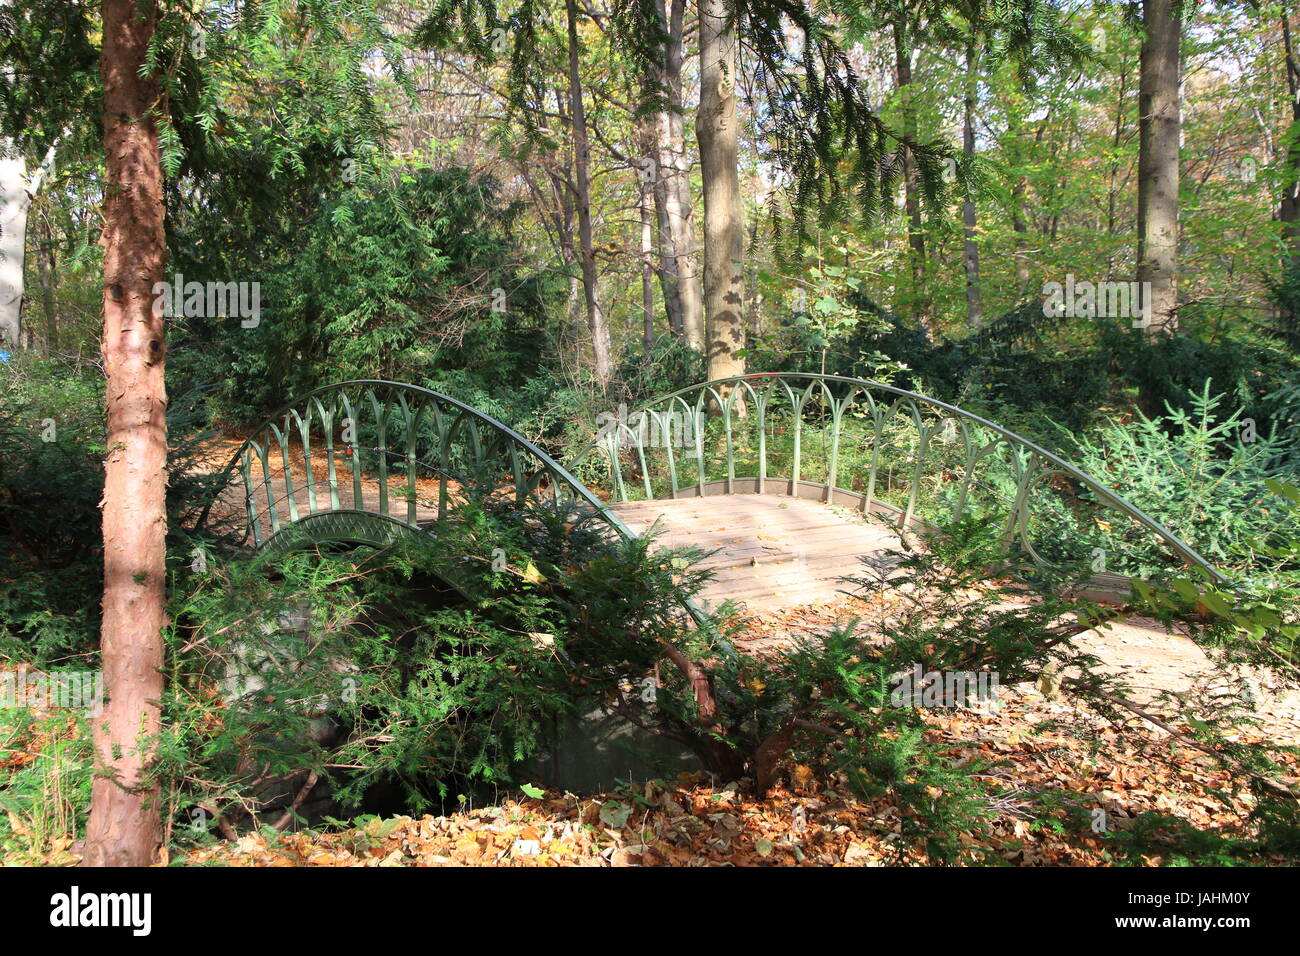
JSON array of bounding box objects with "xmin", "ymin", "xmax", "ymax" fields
[{"xmin": 610, "ymin": 493, "xmax": 904, "ymax": 614}]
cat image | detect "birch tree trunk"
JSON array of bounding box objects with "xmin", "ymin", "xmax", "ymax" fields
[
  {"xmin": 82, "ymin": 0, "xmax": 168, "ymax": 868},
  {"xmin": 0, "ymin": 148, "xmax": 30, "ymax": 348},
  {"xmin": 0, "ymin": 139, "xmax": 55, "ymax": 348},
  {"xmin": 1136, "ymin": 0, "xmax": 1181, "ymax": 337},
  {"xmin": 698, "ymin": 0, "xmax": 745, "ymax": 388}
]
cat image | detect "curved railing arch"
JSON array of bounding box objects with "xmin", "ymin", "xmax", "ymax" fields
[
  {"xmin": 194, "ymin": 379, "xmax": 643, "ymax": 566},
  {"xmin": 571, "ymin": 372, "xmax": 1226, "ymax": 590}
]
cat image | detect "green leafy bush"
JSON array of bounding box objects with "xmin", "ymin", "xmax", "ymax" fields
[
  {"xmin": 159, "ymin": 492, "xmax": 715, "ymax": 830},
  {"xmin": 0, "ymin": 709, "xmax": 93, "ymax": 865},
  {"xmin": 1047, "ymin": 383, "xmax": 1298, "ymax": 576},
  {"xmin": 170, "ymin": 165, "xmax": 561, "ymax": 428}
]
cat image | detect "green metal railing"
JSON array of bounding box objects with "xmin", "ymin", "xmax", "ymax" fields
[
  {"xmin": 572, "ymin": 372, "xmax": 1225, "ymax": 588},
  {"xmin": 194, "ymin": 380, "xmax": 731, "ymax": 636},
  {"xmin": 195, "ymin": 373, "xmax": 1225, "ymax": 604},
  {"xmin": 194, "ymin": 380, "xmax": 636, "ymax": 556}
]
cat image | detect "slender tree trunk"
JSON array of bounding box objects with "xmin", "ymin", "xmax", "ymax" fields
[
  {"xmin": 0, "ymin": 136, "xmax": 57, "ymax": 348},
  {"xmin": 746, "ymin": 216, "xmax": 762, "ymax": 337},
  {"xmin": 0, "ymin": 149, "xmax": 30, "ymax": 348},
  {"xmin": 1011, "ymin": 184, "xmax": 1031, "ymax": 292},
  {"xmin": 961, "ymin": 39, "xmax": 982, "ymax": 331},
  {"xmin": 652, "ymin": 0, "xmax": 702, "ymax": 348},
  {"xmin": 0, "ymin": 144, "xmax": 54, "ymax": 349},
  {"xmin": 639, "ymin": 148, "xmax": 656, "ymax": 353},
  {"xmin": 698, "ymin": 0, "xmax": 745, "ymax": 389},
  {"xmin": 37, "ymin": 210, "xmax": 58, "ymax": 355},
  {"xmin": 1106, "ymin": 65, "xmax": 1130, "ymax": 240},
  {"xmin": 83, "ymin": 0, "xmax": 168, "ymax": 868},
  {"xmin": 1006, "ymin": 109, "xmax": 1046, "ymax": 295},
  {"xmin": 565, "ymin": 0, "xmax": 613, "ymax": 387},
  {"xmin": 1278, "ymin": 14, "xmax": 1300, "ymax": 258},
  {"xmin": 1136, "ymin": 0, "xmax": 1181, "ymax": 337},
  {"xmin": 647, "ymin": 133, "xmax": 684, "ymax": 336},
  {"xmin": 892, "ymin": 18, "xmax": 927, "ymax": 329}
]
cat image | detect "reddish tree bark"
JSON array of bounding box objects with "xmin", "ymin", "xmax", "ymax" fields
[{"xmin": 82, "ymin": 0, "xmax": 168, "ymax": 868}]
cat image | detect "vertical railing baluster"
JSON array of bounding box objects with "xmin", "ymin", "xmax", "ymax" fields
[
  {"xmin": 400, "ymin": 395, "xmax": 421, "ymax": 525},
  {"xmin": 900, "ymin": 402, "xmax": 928, "ymax": 541},
  {"xmin": 952, "ymin": 422, "xmax": 978, "ymax": 521},
  {"xmin": 435, "ymin": 402, "xmax": 452, "ymax": 521},
  {"xmin": 723, "ymin": 389, "xmax": 736, "ymax": 495},
  {"xmin": 339, "ymin": 392, "xmax": 363, "ymax": 512},
  {"xmin": 509, "ymin": 444, "xmax": 526, "ymax": 504},
  {"xmin": 291, "ymin": 407, "xmax": 317, "ymax": 515},
  {"xmin": 636, "ymin": 412, "xmax": 652, "ymax": 500},
  {"xmin": 693, "ymin": 393, "xmax": 707, "ymax": 497},
  {"xmin": 825, "ymin": 387, "xmax": 851, "ymax": 504},
  {"xmin": 1001, "ymin": 448, "xmax": 1034, "ymax": 553},
  {"xmin": 272, "ymin": 421, "xmax": 297, "ymax": 523},
  {"xmin": 240, "ymin": 445, "xmax": 262, "ymax": 548},
  {"xmin": 790, "ymin": 389, "xmax": 807, "ymax": 496},
  {"xmin": 253, "ymin": 439, "xmax": 280, "ymax": 536},
  {"xmin": 365, "ymin": 390, "xmax": 390, "ymax": 520},
  {"xmin": 324, "ymin": 412, "xmax": 340, "ymax": 511}
]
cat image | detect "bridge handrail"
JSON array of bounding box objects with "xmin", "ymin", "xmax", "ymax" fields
[
  {"xmin": 570, "ymin": 371, "xmax": 1227, "ymax": 586},
  {"xmin": 193, "ymin": 379, "xmax": 723, "ymax": 631}
]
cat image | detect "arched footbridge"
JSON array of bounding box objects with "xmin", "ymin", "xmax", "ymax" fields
[{"xmin": 195, "ymin": 373, "xmax": 1224, "ymax": 618}]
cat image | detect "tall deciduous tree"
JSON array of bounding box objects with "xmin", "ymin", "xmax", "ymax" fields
[
  {"xmin": 1136, "ymin": 0, "xmax": 1182, "ymax": 337},
  {"xmin": 0, "ymin": 142, "xmax": 53, "ymax": 347},
  {"xmin": 0, "ymin": 0, "xmax": 86, "ymax": 348},
  {"xmin": 83, "ymin": 0, "xmax": 168, "ymax": 867},
  {"xmin": 564, "ymin": 0, "xmax": 614, "ymax": 386},
  {"xmin": 648, "ymin": 0, "xmax": 703, "ymax": 349},
  {"xmin": 1274, "ymin": 10, "xmax": 1300, "ymax": 260},
  {"xmin": 960, "ymin": 34, "xmax": 982, "ymax": 330},
  {"xmin": 699, "ymin": 0, "xmax": 745, "ymax": 385}
]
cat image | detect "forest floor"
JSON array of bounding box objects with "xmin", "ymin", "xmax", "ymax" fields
[
  {"xmin": 173, "ymin": 686, "xmax": 1295, "ymax": 867},
  {"xmin": 9, "ymin": 440, "xmax": 1287, "ymax": 866},
  {"xmin": 6, "ymin": 583, "xmax": 1297, "ymax": 866},
  {"xmin": 171, "ymin": 592, "xmax": 1300, "ymax": 867}
]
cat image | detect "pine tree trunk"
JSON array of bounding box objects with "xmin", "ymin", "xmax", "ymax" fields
[
  {"xmin": 566, "ymin": 0, "xmax": 613, "ymax": 387},
  {"xmin": 83, "ymin": 0, "xmax": 168, "ymax": 868},
  {"xmin": 698, "ymin": 0, "xmax": 745, "ymax": 388},
  {"xmin": 1136, "ymin": 0, "xmax": 1181, "ymax": 337}
]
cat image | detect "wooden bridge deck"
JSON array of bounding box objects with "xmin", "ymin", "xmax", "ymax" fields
[{"xmin": 608, "ymin": 494, "xmax": 904, "ymax": 615}]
